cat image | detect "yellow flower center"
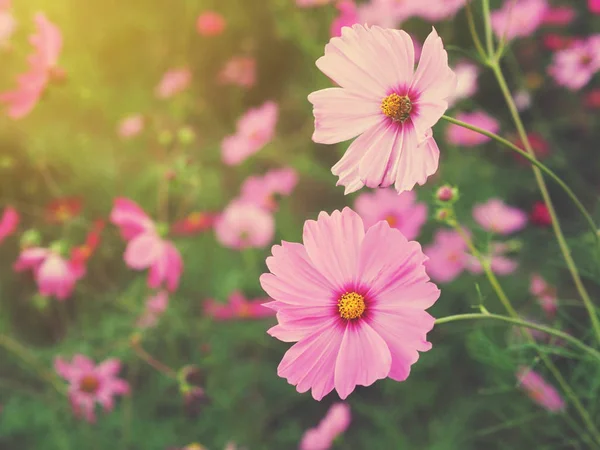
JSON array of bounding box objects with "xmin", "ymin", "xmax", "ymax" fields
[
  {"xmin": 385, "ymin": 215, "xmax": 397, "ymax": 227},
  {"xmin": 337, "ymin": 292, "xmax": 366, "ymax": 320},
  {"xmin": 381, "ymin": 93, "xmax": 412, "ymax": 123},
  {"xmin": 79, "ymin": 374, "xmax": 100, "ymax": 394}
]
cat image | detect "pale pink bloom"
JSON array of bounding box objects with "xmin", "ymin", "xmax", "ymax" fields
[
  {"xmin": 155, "ymin": 68, "xmax": 191, "ymax": 99},
  {"xmin": 204, "ymin": 291, "xmax": 275, "ymax": 320},
  {"xmin": 354, "ymin": 189, "xmax": 427, "ymax": 240},
  {"xmin": 530, "ymin": 273, "xmax": 557, "ymax": 318},
  {"xmin": 0, "ymin": 10, "xmax": 16, "ymax": 47},
  {"xmin": 516, "ymin": 367, "xmax": 565, "ymax": 412},
  {"xmin": 29, "ymin": 13, "xmax": 62, "ymax": 69},
  {"xmin": 591, "ymin": 0, "xmax": 600, "ymax": 14},
  {"xmin": 466, "ymin": 242, "xmax": 518, "ymax": 276},
  {"xmin": 330, "ymin": 1, "xmax": 358, "ymax": 37},
  {"xmin": 261, "ymin": 208, "xmax": 440, "ymax": 400},
  {"xmin": 447, "ymin": 62, "xmax": 479, "ymax": 106},
  {"xmin": 55, "ymin": 355, "xmax": 130, "ymax": 423},
  {"xmin": 548, "ymin": 36, "xmax": 600, "ymax": 91},
  {"xmin": 214, "ymin": 200, "xmax": 275, "ymax": 249},
  {"xmin": 473, "ymin": 198, "xmax": 527, "ymax": 235},
  {"xmin": 221, "ymin": 101, "xmax": 278, "ymax": 165},
  {"xmin": 300, "ymin": 403, "xmax": 351, "ymax": 450},
  {"xmin": 118, "ymin": 114, "xmax": 144, "ymax": 138},
  {"xmin": 219, "ymin": 56, "xmax": 256, "ymax": 88},
  {"xmin": 309, "ymin": 25, "xmax": 456, "ymax": 194},
  {"xmin": 446, "ymin": 111, "xmax": 500, "ymax": 147},
  {"xmin": 0, "ymin": 69, "xmax": 47, "ymax": 118},
  {"xmin": 0, "ymin": 206, "xmax": 19, "ymax": 243},
  {"xmin": 542, "ymin": 6, "xmax": 575, "ymax": 26},
  {"xmin": 424, "ymin": 229, "xmax": 469, "ymax": 283},
  {"xmin": 110, "ymin": 198, "xmax": 183, "ymax": 292},
  {"xmin": 513, "ymin": 89, "xmax": 532, "ymax": 111},
  {"xmin": 137, "ymin": 290, "xmax": 169, "ymax": 328},
  {"xmin": 239, "ymin": 167, "xmax": 298, "ymax": 211},
  {"xmin": 414, "ymin": 0, "xmax": 466, "ymax": 22},
  {"xmin": 356, "ymin": 0, "xmax": 414, "ymax": 29},
  {"xmin": 196, "ymin": 11, "xmax": 225, "ymax": 36},
  {"xmin": 491, "ymin": 0, "xmax": 548, "ymax": 41}
]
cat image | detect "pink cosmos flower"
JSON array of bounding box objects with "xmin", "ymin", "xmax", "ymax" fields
[
  {"xmin": 590, "ymin": 0, "xmax": 600, "ymax": 14},
  {"xmin": 155, "ymin": 68, "xmax": 191, "ymax": 99},
  {"xmin": 214, "ymin": 200, "xmax": 275, "ymax": 249},
  {"xmin": 204, "ymin": 291, "xmax": 275, "ymax": 320},
  {"xmin": 491, "ymin": 0, "xmax": 548, "ymax": 41},
  {"xmin": 218, "ymin": 56, "xmax": 256, "ymax": 88},
  {"xmin": 530, "ymin": 273, "xmax": 557, "ymax": 318},
  {"xmin": 542, "ymin": 6, "xmax": 575, "ymax": 26},
  {"xmin": 260, "ymin": 208, "xmax": 440, "ymax": 400},
  {"xmin": 221, "ymin": 101, "xmax": 279, "ymax": 165},
  {"xmin": 300, "ymin": 403, "xmax": 351, "ymax": 450},
  {"xmin": 516, "ymin": 367, "xmax": 565, "ymax": 412},
  {"xmin": 196, "ymin": 11, "xmax": 225, "ymax": 36},
  {"xmin": 309, "ymin": 25, "xmax": 456, "ymax": 194},
  {"xmin": 0, "ymin": 10, "xmax": 16, "ymax": 48},
  {"xmin": 447, "ymin": 62, "xmax": 479, "ymax": 106},
  {"xmin": 424, "ymin": 229, "xmax": 469, "ymax": 283},
  {"xmin": 446, "ymin": 111, "xmax": 500, "ymax": 147},
  {"xmin": 548, "ymin": 36, "xmax": 600, "ymax": 91},
  {"xmin": 0, "ymin": 206, "xmax": 19, "ymax": 244},
  {"xmin": 356, "ymin": 0, "xmax": 415, "ymax": 29},
  {"xmin": 137, "ymin": 291, "xmax": 169, "ymax": 328},
  {"xmin": 118, "ymin": 114, "xmax": 144, "ymax": 138},
  {"xmin": 330, "ymin": 1, "xmax": 358, "ymax": 38},
  {"xmin": 466, "ymin": 242, "xmax": 518, "ymax": 276},
  {"xmin": 473, "ymin": 199, "xmax": 528, "ymax": 235},
  {"xmin": 513, "ymin": 89, "xmax": 532, "ymax": 111},
  {"xmin": 110, "ymin": 198, "xmax": 183, "ymax": 292},
  {"xmin": 239, "ymin": 167, "xmax": 298, "ymax": 211},
  {"xmin": 55, "ymin": 355, "xmax": 130, "ymax": 422},
  {"xmin": 414, "ymin": 0, "xmax": 466, "ymax": 22},
  {"xmin": 354, "ymin": 189, "xmax": 427, "ymax": 240}
]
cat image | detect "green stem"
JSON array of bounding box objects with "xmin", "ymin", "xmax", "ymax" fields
[
  {"xmin": 465, "ymin": 1, "xmax": 487, "ymax": 61},
  {"xmin": 488, "ymin": 62, "xmax": 600, "ymax": 346},
  {"xmin": 441, "ymin": 115, "xmax": 599, "ymax": 243},
  {"xmin": 481, "ymin": 0, "xmax": 494, "ymax": 57},
  {"xmin": 435, "ymin": 313, "xmax": 600, "ymax": 363}
]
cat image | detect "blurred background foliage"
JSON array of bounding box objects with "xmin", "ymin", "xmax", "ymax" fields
[{"xmin": 1, "ymin": 0, "xmax": 600, "ymax": 449}]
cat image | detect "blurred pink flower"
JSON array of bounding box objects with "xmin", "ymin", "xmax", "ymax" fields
[
  {"xmin": 542, "ymin": 6, "xmax": 575, "ymax": 26},
  {"xmin": 516, "ymin": 367, "xmax": 565, "ymax": 412},
  {"xmin": 590, "ymin": 0, "xmax": 600, "ymax": 14},
  {"xmin": 55, "ymin": 355, "xmax": 130, "ymax": 423},
  {"xmin": 45, "ymin": 196, "xmax": 83, "ymax": 224},
  {"xmin": 0, "ymin": 10, "xmax": 16, "ymax": 48},
  {"xmin": 447, "ymin": 62, "xmax": 479, "ymax": 106},
  {"xmin": 15, "ymin": 247, "xmax": 77, "ymax": 300},
  {"xmin": 446, "ymin": 111, "xmax": 499, "ymax": 147},
  {"xmin": 261, "ymin": 208, "xmax": 440, "ymax": 400},
  {"xmin": 155, "ymin": 68, "xmax": 191, "ymax": 99},
  {"xmin": 466, "ymin": 242, "xmax": 518, "ymax": 276},
  {"xmin": 69, "ymin": 219, "xmax": 105, "ymax": 280},
  {"xmin": 424, "ymin": 229, "xmax": 470, "ymax": 283},
  {"xmin": 354, "ymin": 189, "xmax": 427, "ymax": 240},
  {"xmin": 0, "ymin": 206, "xmax": 19, "ymax": 244},
  {"xmin": 110, "ymin": 198, "xmax": 183, "ymax": 292},
  {"xmin": 356, "ymin": 0, "xmax": 415, "ymax": 28},
  {"xmin": 473, "ymin": 198, "xmax": 527, "ymax": 235},
  {"xmin": 491, "ymin": 0, "xmax": 548, "ymax": 41},
  {"xmin": 218, "ymin": 56, "xmax": 256, "ymax": 88},
  {"xmin": 196, "ymin": 11, "xmax": 225, "ymax": 36},
  {"xmin": 118, "ymin": 114, "xmax": 144, "ymax": 138},
  {"xmin": 171, "ymin": 212, "xmax": 216, "ymax": 236},
  {"xmin": 414, "ymin": 0, "xmax": 466, "ymax": 22},
  {"xmin": 548, "ymin": 36, "xmax": 600, "ymax": 91},
  {"xmin": 214, "ymin": 200, "xmax": 275, "ymax": 249},
  {"xmin": 239, "ymin": 167, "xmax": 298, "ymax": 211},
  {"xmin": 530, "ymin": 273, "xmax": 557, "ymax": 318},
  {"xmin": 309, "ymin": 25, "xmax": 455, "ymax": 194},
  {"xmin": 221, "ymin": 101, "xmax": 278, "ymax": 165},
  {"xmin": 300, "ymin": 403, "xmax": 351, "ymax": 450},
  {"xmin": 330, "ymin": 1, "xmax": 358, "ymax": 37},
  {"xmin": 204, "ymin": 291, "xmax": 275, "ymax": 320},
  {"xmin": 137, "ymin": 290, "xmax": 169, "ymax": 328},
  {"xmin": 513, "ymin": 89, "xmax": 531, "ymax": 111}
]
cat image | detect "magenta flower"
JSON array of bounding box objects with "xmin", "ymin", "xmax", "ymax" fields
[
  {"xmin": 260, "ymin": 208, "xmax": 440, "ymax": 400},
  {"xmin": 137, "ymin": 290, "xmax": 169, "ymax": 329},
  {"xmin": 300, "ymin": 403, "xmax": 351, "ymax": 450},
  {"xmin": 239, "ymin": 167, "xmax": 298, "ymax": 211},
  {"xmin": 330, "ymin": 1, "xmax": 358, "ymax": 38},
  {"xmin": 542, "ymin": 6, "xmax": 575, "ymax": 26},
  {"xmin": 530, "ymin": 273, "xmax": 557, "ymax": 318},
  {"xmin": 214, "ymin": 200, "xmax": 275, "ymax": 249},
  {"xmin": 55, "ymin": 355, "xmax": 130, "ymax": 423},
  {"xmin": 424, "ymin": 229, "xmax": 469, "ymax": 283},
  {"xmin": 446, "ymin": 111, "xmax": 499, "ymax": 147},
  {"xmin": 110, "ymin": 198, "xmax": 183, "ymax": 292},
  {"xmin": 204, "ymin": 291, "xmax": 275, "ymax": 320},
  {"xmin": 0, "ymin": 206, "xmax": 19, "ymax": 244},
  {"xmin": 354, "ymin": 189, "xmax": 427, "ymax": 240},
  {"xmin": 118, "ymin": 114, "xmax": 144, "ymax": 138},
  {"xmin": 491, "ymin": 0, "xmax": 547, "ymax": 41},
  {"xmin": 221, "ymin": 101, "xmax": 278, "ymax": 165},
  {"xmin": 218, "ymin": 55, "xmax": 256, "ymax": 88},
  {"xmin": 516, "ymin": 367, "xmax": 565, "ymax": 412},
  {"xmin": 591, "ymin": 0, "xmax": 600, "ymax": 14},
  {"xmin": 548, "ymin": 36, "xmax": 600, "ymax": 91},
  {"xmin": 309, "ymin": 25, "xmax": 456, "ymax": 194},
  {"xmin": 196, "ymin": 11, "xmax": 226, "ymax": 36},
  {"xmin": 155, "ymin": 68, "xmax": 191, "ymax": 99},
  {"xmin": 473, "ymin": 198, "xmax": 527, "ymax": 235},
  {"xmin": 447, "ymin": 62, "xmax": 479, "ymax": 106}
]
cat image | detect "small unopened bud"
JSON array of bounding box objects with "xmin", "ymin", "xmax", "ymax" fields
[
  {"xmin": 180, "ymin": 365, "xmax": 203, "ymax": 387},
  {"xmin": 20, "ymin": 229, "xmax": 41, "ymax": 249},
  {"xmin": 183, "ymin": 386, "xmax": 209, "ymax": 418},
  {"xmin": 435, "ymin": 185, "xmax": 458, "ymax": 203},
  {"xmin": 177, "ymin": 127, "xmax": 196, "ymax": 145},
  {"xmin": 435, "ymin": 208, "xmax": 451, "ymax": 222}
]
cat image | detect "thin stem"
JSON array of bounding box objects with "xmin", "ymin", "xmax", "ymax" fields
[
  {"xmin": 441, "ymin": 115, "xmax": 599, "ymax": 243},
  {"xmin": 435, "ymin": 313, "xmax": 600, "ymax": 363},
  {"xmin": 466, "ymin": 1, "xmax": 487, "ymax": 61},
  {"xmin": 481, "ymin": 0, "xmax": 494, "ymax": 57},
  {"xmin": 130, "ymin": 339, "xmax": 177, "ymax": 379},
  {"xmin": 489, "ymin": 62, "xmax": 600, "ymax": 345}
]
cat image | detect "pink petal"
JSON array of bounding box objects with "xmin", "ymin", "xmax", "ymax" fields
[
  {"xmin": 124, "ymin": 233, "xmax": 163, "ymax": 269},
  {"xmin": 357, "ymin": 121, "xmax": 402, "ymax": 189},
  {"xmin": 411, "ymin": 27, "xmax": 456, "ymax": 100},
  {"xmin": 96, "ymin": 358, "xmax": 121, "ymax": 377},
  {"xmin": 110, "ymin": 198, "xmax": 155, "ymax": 241},
  {"xmin": 394, "ymin": 129, "xmax": 439, "ymax": 194}
]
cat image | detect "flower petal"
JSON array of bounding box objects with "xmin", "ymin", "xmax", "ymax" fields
[
  {"xmin": 411, "ymin": 27, "xmax": 456, "ymax": 100},
  {"xmin": 124, "ymin": 233, "xmax": 163, "ymax": 269}
]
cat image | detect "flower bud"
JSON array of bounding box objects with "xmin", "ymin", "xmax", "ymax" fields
[
  {"xmin": 20, "ymin": 229, "xmax": 41, "ymax": 249},
  {"xmin": 435, "ymin": 185, "xmax": 458, "ymax": 203}
]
